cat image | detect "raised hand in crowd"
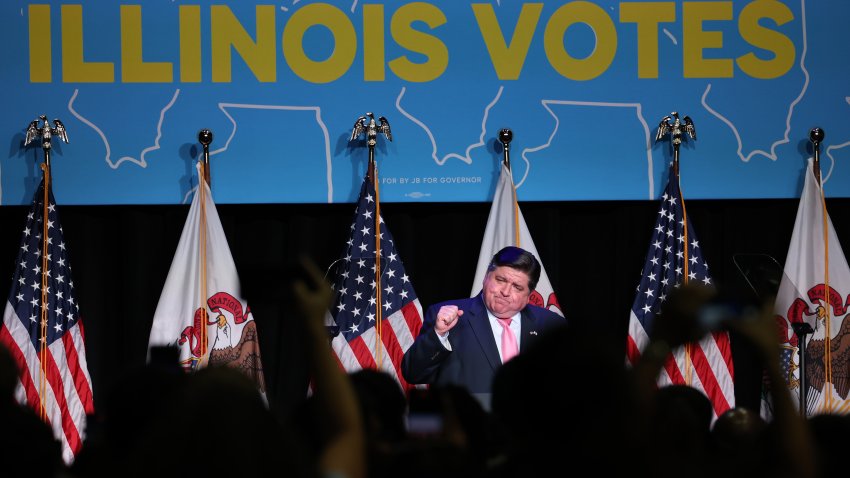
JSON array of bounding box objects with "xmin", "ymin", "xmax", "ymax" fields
[
  {"xmin": 635, "ymin": 283, "xmax": 816, "ymax": 478},
  {"xmin": 723, "ymin": 295, "xmax": 816, "ymax": 478},
  {"xmin": 292, "ymin": 257, "xmax": 366, "ymax": 478}
]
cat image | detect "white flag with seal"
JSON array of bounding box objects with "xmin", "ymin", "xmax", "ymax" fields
[
  {"xmin": 148, "ymin": 164, "xmax": 266, "ymax": 396},
  {"xmin": 471, "ymin": 163, "xmax": 562, "ymax": 316},
  {"xmin": 772, "ymin": 158, "xmax": 850, "ymax": 416}
]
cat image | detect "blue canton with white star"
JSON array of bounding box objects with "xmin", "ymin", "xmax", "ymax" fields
[
  {"xmin": 7, "ymin": 179, "xmax": 81, "ymax": 350},
  {"xmin": 632, "ymin": 166, "xmax": 711, "ymax": 334},
  {"xmin": 330, "ymin": 174, "xmax": 417, "ymax": 341}
]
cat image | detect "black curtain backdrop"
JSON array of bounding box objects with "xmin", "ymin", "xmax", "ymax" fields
[{"xmin": 2, "ymin": 197, "xmax": 848, "ymax": 418}]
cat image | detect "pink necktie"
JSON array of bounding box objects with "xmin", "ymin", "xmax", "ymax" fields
[{"xmin": 497, "ymin": 318, "xmax": 518, "ymax": 363}]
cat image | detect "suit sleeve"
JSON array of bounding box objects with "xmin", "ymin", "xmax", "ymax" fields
[
  {"xmin": 529, "ymin": 305, "xmax": 568, "ymax": 333},
  {"xmin": 541, "ymin": 307, "xmax": 567, "ymax": 329},
  {"xmin": 401, "ymin": 305, "xmax": 452, "ymax": 384}
]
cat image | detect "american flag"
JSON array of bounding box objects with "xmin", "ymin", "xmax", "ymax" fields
[
  {"xmin": 0, "ymin": 176, "xmax": 94, "ymax": 463},
  {"xmin": 329, "ymin": 170, "xmax": 423, "ymax": 390},
  {"xmin": 626, "ymin": 165, "xmax": 735, "ymax": 417}
]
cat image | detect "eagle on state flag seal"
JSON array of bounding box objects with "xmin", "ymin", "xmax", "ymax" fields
[
  {"xmin": 776, "ymin": 283, "xmax": 850, "ymax": 400},
  {"xmin": 178, "ymin": 292, "xmax": 266, "ymax": 394}
]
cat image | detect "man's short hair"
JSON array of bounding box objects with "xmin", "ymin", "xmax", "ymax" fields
[{"xmin": 487, "ymin": 246, "xmax": 541, "ymax": 292}]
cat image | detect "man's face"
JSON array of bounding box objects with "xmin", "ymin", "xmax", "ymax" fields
[{"xmin": 482, "ymin": 266, "xmax": 532, "ymax": 318}]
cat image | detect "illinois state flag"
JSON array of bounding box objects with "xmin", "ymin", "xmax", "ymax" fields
[
  {"xmin": 773, "ymin": 159, "xmax": 850, "ymax": 416},
  {"xmin": 626, "ymin": 164, "xmax": 734, "ymax": 418},
  {"xmin": 471, "ymin": 163, "xmax": 562, "ymax": 315},
  {"xmin": 148, "ymin": 165, "xmax": 266, "ymax": 395},
  {"xmin": 0, "ymin": 174, "xmax": 94, "ymax": 463},
  {"xmin": 328, "ymin": 170, "xmax": 423, "ymax": 390}
]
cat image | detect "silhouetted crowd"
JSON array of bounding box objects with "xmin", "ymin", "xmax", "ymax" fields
[{"xmin": 2, "ymin": 267, "xmax": 849, "ymax": 478}]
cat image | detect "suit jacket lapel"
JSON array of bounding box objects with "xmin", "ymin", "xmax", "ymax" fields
[
  {"xmin": 520, "ymin": 308, "xmax": 539, "ymax": 353},
  {"xmin": 467, "ymin": 294, "xmax": 502, "ymax": 371}
]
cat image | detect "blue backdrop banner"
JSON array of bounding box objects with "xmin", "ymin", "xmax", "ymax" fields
[{"xmin": 1, "ymin": 1, "xmax": 847, "ymax": 204}]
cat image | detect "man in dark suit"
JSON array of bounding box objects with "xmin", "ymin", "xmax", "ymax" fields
[{"xmin": 402, "ymin": 246, "xmax": 565, "ymax": 394}]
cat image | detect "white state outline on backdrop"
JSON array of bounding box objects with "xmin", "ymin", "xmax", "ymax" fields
[
  {"xmin": 118, "ymin": 89, "xmax": 180, "ymax": 168},
  {"xmin": 515, "ymin": 20, "xmax": 654, "ymax": 197},
  {"xmin": 701, "ymin": 0, "xmax": 810, "ymax": 166},
  {"xmin": 388, "ymin": 0, "xmax": 506, "ymax": 180},
  {"xmin": 67, "ymin": 90, "xmax": 114, "ymax": 167},
  {"xmin": 823, "ymin": 96, "xmax": 850, "ymax": 183},
  {"xmin": 521, "ymin": 101, "xmax": 654, "ymax": 197},
  {"xmin": 47, "ymin": 0, "xmax": 835, "ymax": 204},
  {"xmin": 395, "ymin": 85, "xmax": 504, "ymax": 166},
  {"xmin": 68, "ymin": 89, "xmax": 180, "ymax": 169},
  {"xmin": 182, "ymin": 102, "xmax": 333, "ymax": 204}
]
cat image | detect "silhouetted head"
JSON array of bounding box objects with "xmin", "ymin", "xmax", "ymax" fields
[
  {"xmin": 712, "ymin": 407, "xmax": 766, "ymax": 450},
  {"xmin": 349, "ymin": 369, "xmax": 407, "ymax": 443}
]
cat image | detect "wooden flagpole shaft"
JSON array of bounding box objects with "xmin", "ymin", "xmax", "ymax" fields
[
  {"xmin": 673, "ymin": 142, "xmax": 680, "ymax": 178},
  {"xmin": 197, "ymin": 130, "xmax": 213, "ymax": 366},
  {"xmin": 199, "ymin": 162, "xmax": 208, "ymax": 364},
  {"xmin": 811, "ymin": 127, "xmax": 831, "ymax": 412},
  {"xmin": 656, "ymin": 112, "xmax": 697, "ymax": 386},
  {"xmin": 350, "ymin": 113, "xmax": 392, "ymax": 371},
  {"xmin": 39, "ymin": 162, "xmax": 50, "ymax": 420},
  {"xmin": 23, "ymin": 114, "xmax": 70, "ymax": 421},
  {"xmin": 371, "ymin": 155, "xmax": 383, "ymax": 369}
]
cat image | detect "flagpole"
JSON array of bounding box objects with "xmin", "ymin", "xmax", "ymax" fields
[
  {"xmin": 655, "ymin": 113, "xmax": 696, "ymax": 280},
  {"xmin": 676, "ymin": 126, "xmax": 692, "ymax": 387},
  {"xmin": 498, "ymin": 128, "xmax": 512, "ymax": 170},
  {"xmin": 371, "ymin": 153, "xmax": 383, "ymax": 370},
  {"xmin": 498, "ymin": 129, "xmax": 522, "ymax": 248},
  {"xmin": 24, "ymin": 115, "xmax": 70, "ymax": 420},
  {"xmin": 198, "ymin": 129, "xmax": 213, "ymax": 367},
  {"xmin": 811, "ymin": 127, "xmax": 823, "ymax": 185},
  {"xmin": 200, "ymin": 129, "xmax": 213, "ymax": 188},
  {"xmin": 350, "ymin": 113, "xmax": 393, "ymax": 371},
  {"xmin": 813, "ymin": 127, "xmax": 832, "ymax": 412},
  {"xmin": 656, "ymin": 112, "xmax": 697, "ymax": 386},
  {"xmin": 785, "ymin": 128, "xmax": 827, "ymax": 415},
  {"xmin": 39, "ymin": 161, "xmax": 50, "ymax": 420}
]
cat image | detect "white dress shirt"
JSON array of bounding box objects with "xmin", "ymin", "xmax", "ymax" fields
[{"xmin": 437, "ymin": 309, "xmax": 521, "ymax": 360}]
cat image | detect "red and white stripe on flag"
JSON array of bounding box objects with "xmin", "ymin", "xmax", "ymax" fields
[
  {"xmin": 331, "ymin": 300, "xmax": 423, "ymax": 389},
  {"xmin": 327, "ymin": 172, "xmax": 424, "ymax": 391},
  {"xmin": 626, "ymin": 164, "xmax": 734, "ymax": 418},
  {"xmin": 628, "ymin": 315, "xmax": 735, "ymax": 415},
  {"xmin": 1, "ymin": 177, "xmax": 94, "ymax": 464},
  {"xmin": 1, "ymin": 313, "xmax": 93, "ymax": 463}
]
